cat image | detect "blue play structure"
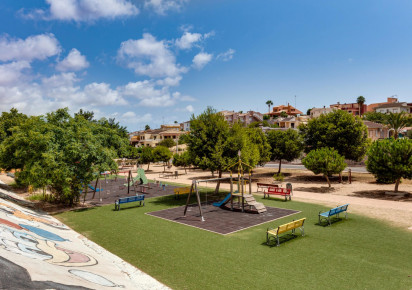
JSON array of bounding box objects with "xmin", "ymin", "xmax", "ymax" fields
[
  {"xmin": 88, "ymin": 184, "xmax": 103, "ymax": 192},
  {"xmin": 212, "ymin": 193, "xmax": 231, "ymax": 207}
]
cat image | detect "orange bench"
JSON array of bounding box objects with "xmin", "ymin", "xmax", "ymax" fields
[{"xmin": 264, "ymin": 186, "xmax": 291, "ymax": 201}]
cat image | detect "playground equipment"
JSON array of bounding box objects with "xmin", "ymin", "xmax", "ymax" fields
[{"xmin": 183, "ymin": 152, "xmax": 267, "ymax": 222}]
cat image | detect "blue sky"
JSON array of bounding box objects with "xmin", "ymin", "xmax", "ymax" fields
[{"xmin": 1, "ymin": 0, "xmax": 412, "ymax": 131}]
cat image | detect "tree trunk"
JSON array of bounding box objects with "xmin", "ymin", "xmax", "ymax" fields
[
  {"xmin": 394, "ymin": 178, "xmax": 401, "ymax": 192},
  {"xmin": 147, "ymin": 162, "xmax": 150, "ymax": 170},
  {"xmin": 184, "ymin": 166, "xmax": 187, "ymax": 174},
  {"xmin": 324, "ymin": 174, "xmax": 331, "ymax": 187},
  {"xmin": 163, "ymin": 162, "xmax": 166, "ymax": 171},
  {"xmin": 278, "ymin": 159, "xmax": 282, "ymax": 174},
  {"xmin": 215, "ymin": 170, "xmax": 222, "ymax": 194}
]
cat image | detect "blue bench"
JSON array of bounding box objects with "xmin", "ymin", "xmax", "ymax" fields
[
  {"xmin": 318, "ymin": 204, "xmax": 349, "ymax": 226},
  {"xmin": 114, "ymin": 195, "xmax": 145, "ymax": 211}
]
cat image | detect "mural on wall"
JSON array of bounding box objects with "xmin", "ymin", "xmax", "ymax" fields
[
  {"xmin": 0, "ymin": 202, "xmax": 68, "ymax": 230},
  {"xmin": 69, "ymin": 270, "xmax": 123, "ymax": 288},
  {"xmin": 0, "ymin": 226, "xmax": 97, "ymax": 267}
]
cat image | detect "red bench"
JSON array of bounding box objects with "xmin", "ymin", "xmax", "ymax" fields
[
  {"xmin": 257, "ymin": 183, "xmax": 278, "ymax": 192},
  {"xmin": 264, "ymin": 187, "xmax": 291, "ymax": 201}
]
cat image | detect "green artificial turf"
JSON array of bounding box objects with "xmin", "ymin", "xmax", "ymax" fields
[{"xmin": 56, "ymin": 194, "xmax": 412, "ymax": 290}]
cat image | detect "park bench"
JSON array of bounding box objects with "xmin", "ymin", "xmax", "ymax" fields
[
  {"xmin": 266, "ymin": 218, "xmax": 306, "ymax": 246},
  {"xmin": 318, "ymin": 204, "xmax": 349, "ymax": 226},
  {"xmin": 114, "ymin": 195, "xmax": 145, "ymax": 211},
  {"xmin": 174, "ymin": 187, "xmax": 191, "ymax": 199},
  {"xmin": 257, "ymin": 183, "xmax": 278, "ymax": 192},
  {"xmin": 263, "ymin": 186, "xmax": 292, "ymax": 201},
  {"xmin": 159, "ymin": 171, "xmax": 177, "ymax": 179}
]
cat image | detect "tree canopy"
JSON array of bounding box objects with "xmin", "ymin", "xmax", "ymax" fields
[
  {"xmin": 366, "ymin": 138, "xmax": 412, "ymax": 192},
  {"xmin": 299, "ymin": 110, "xmax": 370, "ymax": 161},
  {"xmin": 158, "ymin": 138, "xmax": 176, "ymax": 148},
  {"xmin": 0, "ymin": 108, "xmax": 128, "ymax": 205},
  {"xmin": 302, "ymin": 147, "xmax": 347, "ymax": 187},
  {"xmin": 267, "ymin": 129, "xmax": 303, "ymax": 173}
]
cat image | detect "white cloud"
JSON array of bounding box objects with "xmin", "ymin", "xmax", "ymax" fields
[
  {"xmin": 0, "ymin": 34, "xmax": 61, "ymax": 62},
  {"xmin": 175, "ymin": 31, "xmax": 214, "ymax": 50},
  {"xmin": 22, "ymin": 0, "xmax": 139, "ymax": 22},
  {"xmin": 156, "ymin": 76, "xmax": 182, "ymax": 87},
  {"xmin": 144, "ymin": 0, "xmax": 188, "ymax": 15},
  {"xmin": 217, "ymin": 48, "xmax": 235, "ymax": 61},
  {"xmin": 175, "ymin": 32, "xmax": 202, "ymax": 50},
  {"xmin": 192, "ymin": 52, "xmax": 213, "ymax": 70},
  {"xmin": 0, "ymin": 61, "xmax": 31, "ymax": 86},
  {"xmin": 56, "ymin": 48, "xmax": 89, "ymax": 71},
  {"xmin": 122, "ymin": 80, "xmax": 177, "ymax": 107},
  {"xmin": 118, "ymin": 33, "xmax": 187, "ymax": 78},
  {"xmin": 185, "ymin": 105, "xmax": 194, "ymax": 112},
  {"xmin": 84, "ymin": 82, "xmax": 127, "ymax": 106}
]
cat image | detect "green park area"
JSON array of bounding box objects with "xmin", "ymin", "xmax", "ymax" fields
[{"xmin": 57, "ymin": 191, "xmax": 412, "ymax": 290}]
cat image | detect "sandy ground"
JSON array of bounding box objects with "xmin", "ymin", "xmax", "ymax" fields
[
  {"xmin": 1, "ymin": 166, "xmax": 411, "ymax": 231},
  {"xmin": 144, "ymin": 164, "xmax": 412, "ymax": 231}
]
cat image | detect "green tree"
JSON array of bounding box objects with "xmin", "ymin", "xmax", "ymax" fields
[
  {"xmin": 145, "ymin": 124, "xmax": 150, "ymax": 130},
  {"xmin": 267, "ymin": 129, "xmax": 304, "ymax": 173},
  {"xmin": 187, "ymin": 107, "xmax": 230, "ymax": 177},
  {"xmin": 0, "ymin": 108, "xmax": 121, "ymax": 205},
  {"xmin": 74, "ymin": 109, "xmax": 95, "ymax": 121},
  {"xmin": 366, "ymin": 139, "xmax": 412, "ymax": 191},
  {"xmin": 140, "ymin": 146, "xmax": 154, "ymax": 170},
  {"xmin": 266, "ymin": 100, "xmax": 273, "ymax": 114},
  {"xmin": 173, "ymin": 151, "xmax": 192, "ymax": 173},
  {"xmin": 385, "ymin": 112, "xmax": 410, "ymax": 139},
  {"xmin": 245, "ymin": 127, "xmax": 271, "ymax": 166},
  {"xmin": 357, "ymin": 96, "xmax": 365, "ymax": 116},
  {"xmin": 153, "ymin": 146, "xmax": 172, "ymax": 171},
  {"xmin": 363, "ymin": 111, "xmax": 387, "ymax": 124},
  {"xmin": 302, "ymin": 147, "xmax": 347, "ymax": 187},
  {"xmin": 158, "ymin": 138, "xmax": 176, "ymax": 148},
  {"xmin": 0, "ymin": 108, "xmax": 28, "ymax": 144},
  {"xmin": 263, "ymin": 114, "xmax": 270, "ymax": 121},
  {"xmin": 306, "ymin": 108, "xmax": 312, "ymax": 116},
  {"xmin": 299, "ymin": 110, "xmax": 370, "ymax": 161},
  {"xmin": 178, "ymin": 133, "xmax": 190, "ymax": 145}
]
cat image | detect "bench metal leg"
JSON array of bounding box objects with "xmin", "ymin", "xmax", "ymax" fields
[{"xmin": 276, "ymin": 235, "xmax": 280, "ymax": 247}]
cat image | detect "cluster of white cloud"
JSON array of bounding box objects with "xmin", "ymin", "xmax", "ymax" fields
[
  {"xmin": 144, "ymin": 0, "xmax": 188, "ymax": 15},
  {"xmin": 0, "ymin": 28, "xmax": 235, "ymax": 126},
  {"xmin": 20, "ymin": 0, "xmax": 190, "ymax": 22}
]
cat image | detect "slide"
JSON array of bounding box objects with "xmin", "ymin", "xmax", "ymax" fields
[
  {"xmin": 88, "ymin": 185, "xmax": 103, "ymax": 192},
  {"xmin": 213, "ymin": 193, "xmax": 231, "ymax": 207},
  {"xmin": 137, "ymin": 168, "xmax": 148, "ymax": 185}
]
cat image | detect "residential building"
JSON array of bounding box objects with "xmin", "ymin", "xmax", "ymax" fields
[
  {"xmin": 330, "ymin": 102, "xmax": 367, "ymax": 116},
  {"xmin": 219, "ymin": 110, "xmax": 263, "ymax": 126},
  {"xmin": 180, "ymin": 121, "xmax": 191, "ymax": 131},
  {"xmin": 267, "ymin": 104, "xmax": 303, "ymax": 117},
  {"xmin": 366, "ymin": 97, "xmax": 398, "ymax": 112},
  {"xmin": 374, "ymin": 102, "xmax": 411, "ymax": 114},
  {"xmin": 310, "ymin": 107, "xmax": 336, "ymax": 118},
  {"xmin": 273, "ymin": 115, "xmax": 309, "ymax": 129},
  {"xmin": 130, "ymin": 124, "xmax": 186, "ymax": 147},
  {"xmin": 363, "ymin": 121, "xmax": 389, "ymax": 141}
]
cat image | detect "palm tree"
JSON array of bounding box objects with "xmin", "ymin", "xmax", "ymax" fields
[
  {"xmin": 266, "ymin": 100, "xmax": 273, "ymax": 114},
  {"xmin": 386, "ymin": 112, "xmax": 409, "ymax": 139},
  {"xmin": 356, "ymin": 96, "xmax": 365, "ymax": 116}
]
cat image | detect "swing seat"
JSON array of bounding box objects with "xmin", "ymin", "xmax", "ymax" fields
[{"xmin": 88, "ymin": 185, "xmax": 103, "ymax": 192}]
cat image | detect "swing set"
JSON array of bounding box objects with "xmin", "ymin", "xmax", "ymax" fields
[{"xmin": 183, "ymin": 152, "xmax": 266, "ymax": 222}]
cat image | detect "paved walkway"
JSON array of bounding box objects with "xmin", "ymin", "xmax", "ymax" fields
[{"xmin": 0, "ymin": 181, "xmax": 169, "ymax": 289}]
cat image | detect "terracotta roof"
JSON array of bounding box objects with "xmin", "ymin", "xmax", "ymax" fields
[
  {"xmin": 363, "ymin": 121, "xmax": 385, "ymax": 129},
  {"xmin": 374, "ymin": 102, "xmax": 409, "ymax": 109}
]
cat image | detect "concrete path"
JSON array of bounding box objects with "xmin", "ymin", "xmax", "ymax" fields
[{"xmin": 0, "ymin": 182, "xmax": 169, "ymax": 290}]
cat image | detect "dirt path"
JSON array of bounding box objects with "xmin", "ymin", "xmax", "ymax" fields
[{"xmin": 146, "ymin": 165, "xmax": 412, "ymax": 231}]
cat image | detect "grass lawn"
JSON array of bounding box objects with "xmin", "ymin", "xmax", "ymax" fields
[{"xmin": 56, "ymin": 193, "xmax": 412, "ymax": 289}]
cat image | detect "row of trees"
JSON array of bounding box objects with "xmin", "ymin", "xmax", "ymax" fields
[
  {"xmin": 0, "ymin": 108, "xmax": 130, "ymax": 205},
  {"xmin": 171, "ymin": 107, "xmax": 411, "ymax": 191}
]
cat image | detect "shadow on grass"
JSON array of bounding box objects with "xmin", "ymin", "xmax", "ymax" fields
[
  {"xmin": 112, "ymin": 204, "xmax": 145, "ymax": 211},
  {"xmin": 71, "ymin": 207, "xmax": 98, "ymax": 213},
  {"xmin": 315, "ymin": 217, "xmax": 347, "ymax": 227},
  {"xmin": 264, "ymin": 233, "xmax": 302, "ymax": 248}
]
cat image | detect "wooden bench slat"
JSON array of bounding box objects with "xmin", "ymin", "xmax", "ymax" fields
[{"xmin": 266, "ymin": 218, "xmax": 306, "ymax": 246}]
